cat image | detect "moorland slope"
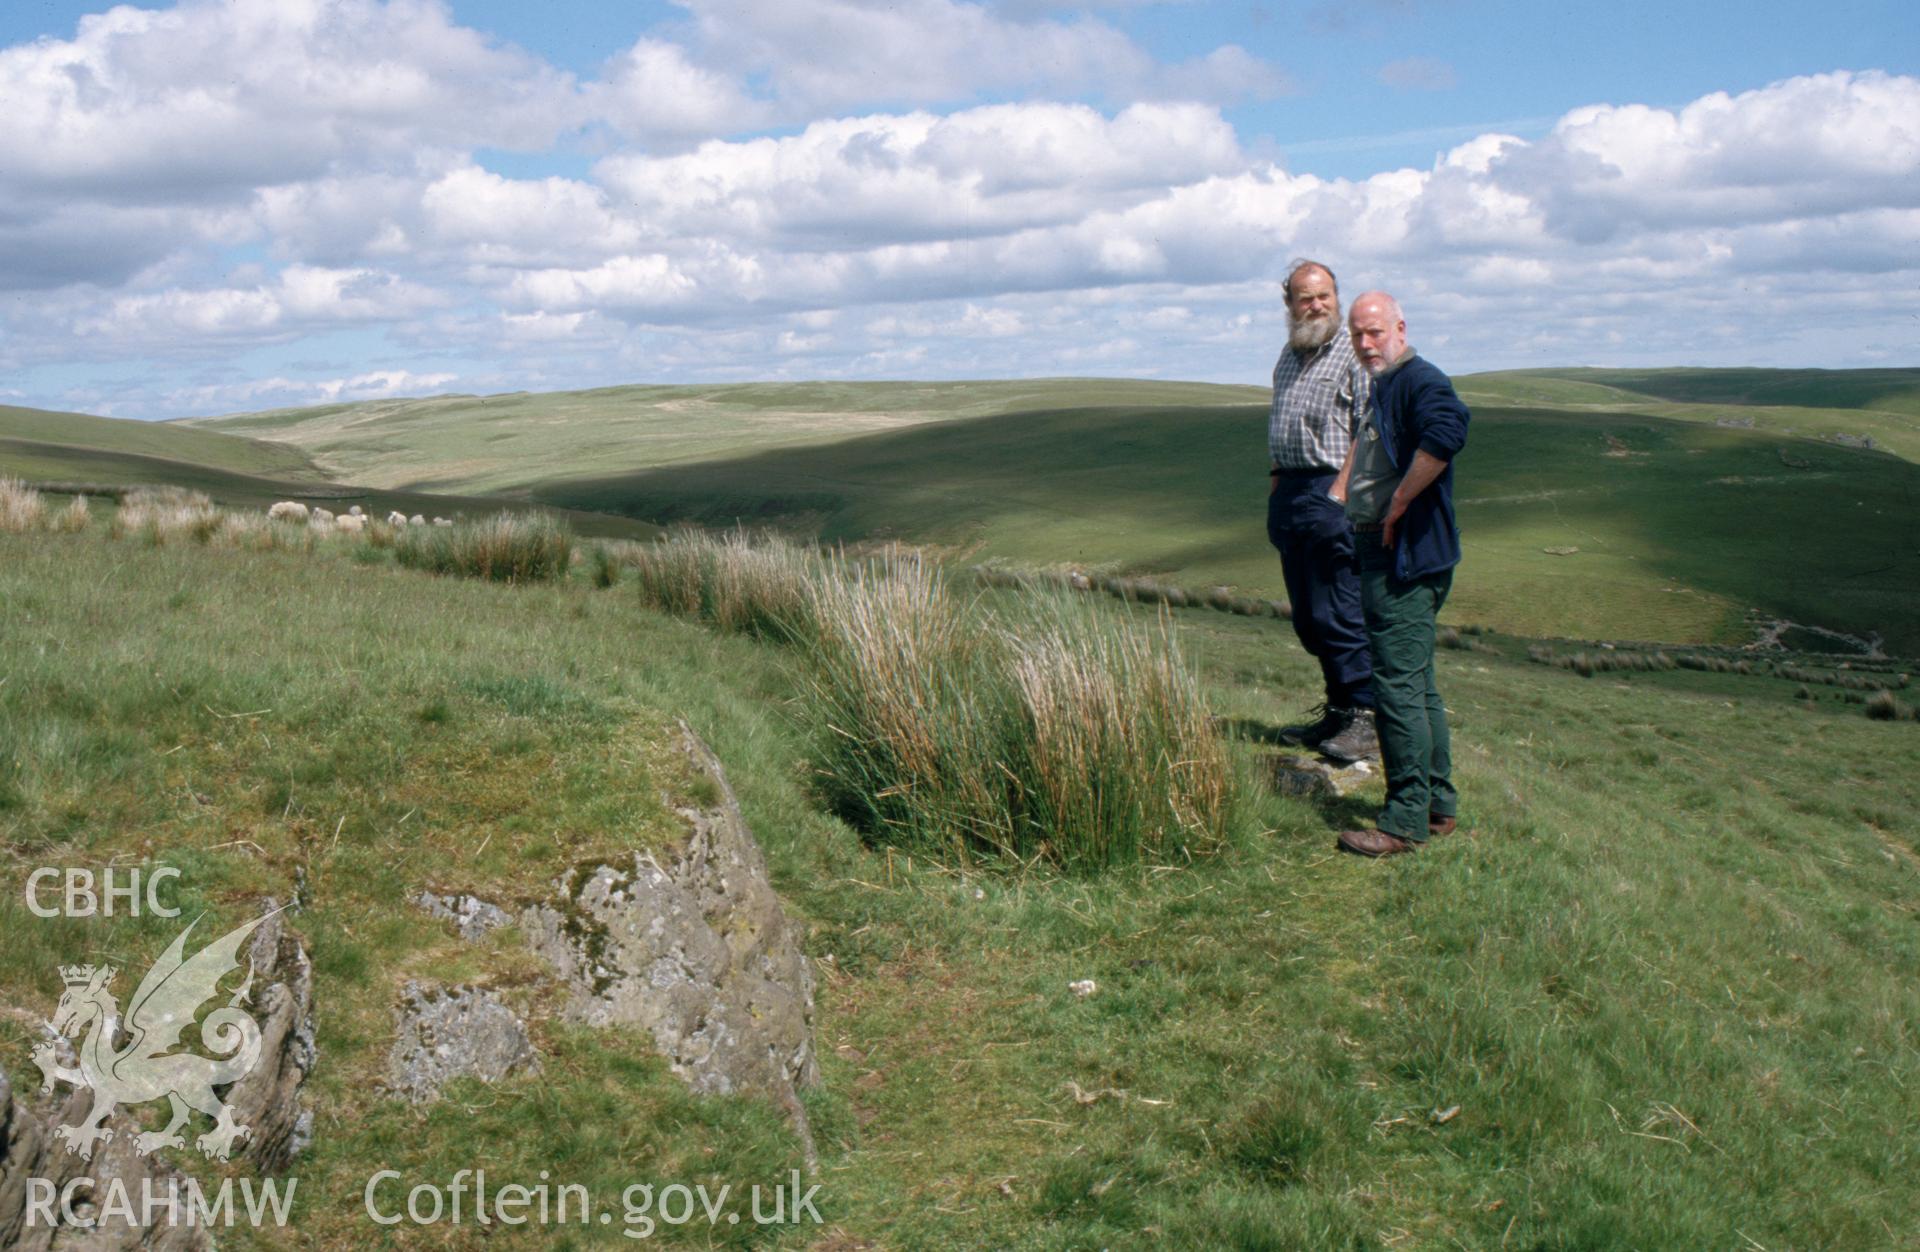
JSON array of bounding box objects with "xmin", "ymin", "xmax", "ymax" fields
[{"xmin": 180, "ymin": 370, "xmax": 1920, "ymax": 654}]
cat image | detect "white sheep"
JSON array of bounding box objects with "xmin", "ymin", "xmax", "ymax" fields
[
  {"xmin": 267, "ymin": 500, "xmax": 309, "ymax": 523},
  {"xmin": 309, "ymin": 507, "xmax": 335, "ymax": 528},
  {"xmin": 335, "ymin": 513, "xmax": 365, "ymax": 534},
  {"xmin": 387, "ymin": 511, "xmax": 408, "ymax": 526},
  {"xmin": 432, "ymin": 517, "xmax": 453, "ymax": 527},
  {"xmin": 348, "ymin": 505, "xmax": 364, "ymax": 518},
  {"xmin": 409, "ymin": 514, "xmax": 425, "ymax": 526}
]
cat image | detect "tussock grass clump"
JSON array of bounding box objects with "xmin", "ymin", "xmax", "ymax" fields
[
  {"xmin": 394, "ymin": 511, "xmax": 573, "ymax": 583},
  {"xmin": 634, "ymin": 532, "xmax": 1232, "ymax": 870},
  {"xmin": 1864, "ymin": 690, "xmax": 1917, "ymax": 721},
  {"xmin": 802, "ymin": 553, "xmax": 1012, "ymax": 853},
  {"xmin": 1529, "ymin": 646, "xmax": 1680, "ymax": 676},
  {"xmin": 0, "ymin": 478, "xmax": 48, "ymax": 532},
  {"xmin": 0, "ymin": 479, "xmax": 79, "ymax": 534},
  {"xmin": 630, "ymin": 529, "xmax": 818, "ymax": 640},
  {"xmin": 51, "ymin": 494, "xmax": 91, "ymax": 533},
  {"xmin": 1000, "ymin": 596, "xmax": 1230, "ymax": 867},
  {"xmin": 109, "ymin": 486, "xmax": 220, "ymax": 544}
]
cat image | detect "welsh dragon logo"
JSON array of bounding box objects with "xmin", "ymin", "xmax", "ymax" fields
[{"xmin": 31, "ymin": 911, "xmax": 275, "ymax": 1161}]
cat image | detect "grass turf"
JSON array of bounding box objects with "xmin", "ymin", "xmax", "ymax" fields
[{"xmin": 2, "ymin": 521, "xmax": 1916, "ymax": 1248}]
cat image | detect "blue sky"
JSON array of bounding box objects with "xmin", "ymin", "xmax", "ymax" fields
[{"xmin": 0, "ymin": 0, "xmax": 1914, "ymax": 418}]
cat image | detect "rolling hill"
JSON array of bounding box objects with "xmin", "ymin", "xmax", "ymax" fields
[
  {"xmin": 36, "ymin": 369, "xmax": 1920, "ymax": 653},
  {"xmin": 0, "ymin": 403, "xmax": 660, "ymax": 541}
]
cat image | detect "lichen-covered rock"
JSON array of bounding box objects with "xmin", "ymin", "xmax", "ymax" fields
[
  {"xmin": 415, "ymin": 891, "xmax": 514, "ymax": 942},
  {"xmin": 520, "ymin": 723, "xmax": 818, "ymax": 1155},
  {"xmin": 385, "ymin": 984, "xmax": 539, "ymax": 1105},
  {"xmin": 0, "ymin": 1061, "xmax": 211, "ymax": 1251},
  {"xmin": 224, "ymin": 902, "xmax": 315, "ymax": 1175}
]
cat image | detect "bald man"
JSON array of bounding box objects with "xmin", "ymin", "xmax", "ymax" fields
[
  {"xmin": 1331, "ymin": 292, "xmax": 1470, "ymax": 857},
  {"xmin": 1266, "ymin": 259, "xmax": 1377, "ymax": 762}
]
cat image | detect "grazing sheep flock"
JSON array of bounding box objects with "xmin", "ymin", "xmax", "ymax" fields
[
  {"xmin": 268, "ymin": 502, "xmax": 455, "ymax": 531},
  {"xmin": 2, "ymin": 480, "xmax": 534, "ymax": 573}
]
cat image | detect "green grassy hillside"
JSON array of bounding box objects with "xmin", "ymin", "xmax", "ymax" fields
[
  {"xmin": 1493, "ymin": 366, "xmax": 1920, "ymax": 416},
  {"xmin": 1, "ymin": 402, "xmax": 326, "ymax": 479},
  {"xmin": 183, "ymin": 379, "xmax": 1263, "ymax": 495},
  {"xmin": 537, "ymin": 401, "xmax": 1920, "ymax": 655},
  {"xmin": 1459, "ymin": 369, "xmax": 1920, "ymax": 462},
  {"xmin": 2, "ymin": 519, "xmax": 1915, "ymax": 1248},
  {"xmin": 176, "ymin": 370, "xmax": 1920, "ymax": 653},
  {"xmin": 0, "ymin": 408, "xmax": 660, "ymax": 541}
]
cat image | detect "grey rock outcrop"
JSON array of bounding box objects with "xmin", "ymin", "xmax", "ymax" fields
[
  {"xmin": 0, "ymin": 1062, "xmax": 210, "ymax": 1251},
  {"xmin": 224, "ymin": 903, "xmax": 315, "ymax": 1175},
  {"xmin": 520, "ymin": 724, "xmax": 818, "ymax": 1158},
  {"xmin": 385, "ymin": 984, "xmax": 539, "ymax": 1105},
  {"xmin": 415, "ymin": 891, "xmax": 513, "ymax": 942}
]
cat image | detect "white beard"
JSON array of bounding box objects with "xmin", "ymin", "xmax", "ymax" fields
[{"xmin": 1288, "ymin": 313, "xmax": 1338, "ymax": 353}]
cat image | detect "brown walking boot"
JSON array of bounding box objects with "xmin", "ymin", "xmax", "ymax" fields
[{"xmin": 1337, "ymin": 827, "xmax": 1417, "ymax": 857}]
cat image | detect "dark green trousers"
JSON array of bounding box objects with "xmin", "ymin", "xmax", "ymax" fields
[{"xmin": 1355, "ymin": 533, "xmax": 1457, "ymax": 841}]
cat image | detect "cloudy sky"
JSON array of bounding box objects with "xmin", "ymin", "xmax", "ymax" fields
[{"xmin": 2, "ymin": 0, "xmax": 1915, "ymax": 419}]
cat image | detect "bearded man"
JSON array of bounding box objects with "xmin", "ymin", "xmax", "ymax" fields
[{"xmin": 1265, "ymin": 259, "xmax": 1377, "ymax": 761}]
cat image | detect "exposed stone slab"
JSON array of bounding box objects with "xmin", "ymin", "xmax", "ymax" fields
[
  {"xmin": 415, "ymin": 891, "xmax": 514, "ymax": 942},
  {"xmin": 385, "ymin": 983, "xmax": 539, "ymax": 1105},
  {"xmin": 520, "ymin": 723, "xmax": 818, "ymax": 1162},
  {"xmin": 225, "ymin": 902, "xmax": 315, "ymax": 1175},
  {"xmin": 0, "ymin": 1061, "xmax": 211, "ymax": 1251}
]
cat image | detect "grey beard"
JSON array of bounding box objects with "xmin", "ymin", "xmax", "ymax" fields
[{"xmin": 1288, "ymin": 314, "xmax": 1337, "ymax": 352}]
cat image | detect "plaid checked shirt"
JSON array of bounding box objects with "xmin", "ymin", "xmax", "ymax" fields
[{"xmin": 1268, "ymin": 330, "xmax": 1369, "ymax": 473}]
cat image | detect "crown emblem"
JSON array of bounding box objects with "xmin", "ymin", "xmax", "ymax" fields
[{"xmin": 59, "ymin": 964, "xmax": 108, "ymax": 986}]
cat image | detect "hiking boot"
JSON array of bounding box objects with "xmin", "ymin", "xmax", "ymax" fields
[
  {"xmin": 1279, "ymin": 702, "xmax": 1342, "ymax": 746},
  {"xmin": 1318, "ymin": 707, "xmax": 1379, "ymax": 762},
  {"xmin": 1337, "ymin": 827, "xmax": 1417, "ymax": 857}
]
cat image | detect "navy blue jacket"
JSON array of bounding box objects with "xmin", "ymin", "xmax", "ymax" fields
[{"xmin": 1367, "ymin": 353, "xmax": 1470, "ymax": 582}]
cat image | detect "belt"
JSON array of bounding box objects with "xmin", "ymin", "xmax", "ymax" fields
[{"xmin": 1353, "ymin": 522, "xmax": 1385, "ymax": 533}]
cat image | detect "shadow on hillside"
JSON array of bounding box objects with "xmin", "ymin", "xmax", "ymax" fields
[
  {"xmin": 526, "ymin": 398, "xmax": 1920, "ymax": 655},
  {"xmin": 528, "ymin": 402, "xmax": 1268, "ymax": 536}
]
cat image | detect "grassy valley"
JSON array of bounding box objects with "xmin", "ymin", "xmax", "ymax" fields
[{"xmin": 182, "ymin": 370, "xmax": 1920, "ymax": 654}]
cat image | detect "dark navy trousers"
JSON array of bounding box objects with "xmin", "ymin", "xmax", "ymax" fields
[{"xmin": 1266, "ymin": 470, "xmax": 1375, "ymax": 710}]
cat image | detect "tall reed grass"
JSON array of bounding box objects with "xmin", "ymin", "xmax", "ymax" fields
[
  {"xmin": 629, "ymin": 528, "xmax": 819, "ymax": 641},
  {"xmin": 999, "ymin": 596, "xmax": 1229, "ymax": 866},
  {"xmin": 108, "ymin": 486, "xmax": 221, "ymax": 543},
  {"xmin": 0, "ymin": 477, "xmax": 48, "ymax": 532},
  {"xmin": 394, "ymin": 511, "xmax": 573, "ymax": 583},
  {"xmin": 631, "ymin": 531, "xmax": 1231, "ymax": 869}
]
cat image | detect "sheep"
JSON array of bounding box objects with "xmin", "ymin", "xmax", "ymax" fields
[
  {"xmin": 267, "ymin": 501, "xmax": 310, "ymax": 523},
  {"xmin": 347, "ymin": 505, "xmax": 365, "ymax": 518},
  {"xmin": 432, "ymin": 517, "xmax": 453, "ymax": 527},
  {"xmin": 387, "ymin": 511, "xmax": 408, "ymax": 526},
  {"xmin": 309, "ymin": 507, "xmax": 335, "ymax": 528},
  {"xmin": 409, "ymin": 514, "xmax": 425, "ymax": 526},
  {"xmin": 335, "ymin": 513, "xmax": 365, "ymax": 534}
]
